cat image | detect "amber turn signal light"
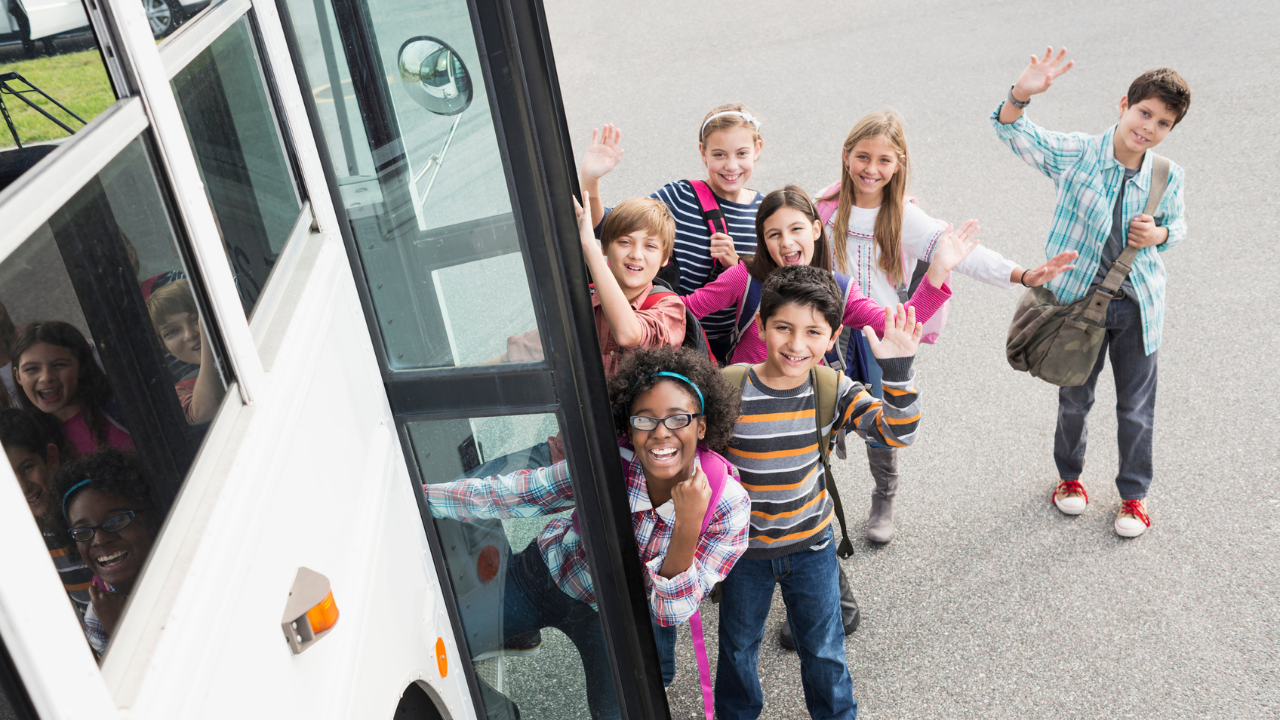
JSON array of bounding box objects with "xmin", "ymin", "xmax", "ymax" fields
[{"xmin": 282, "ymin": 567, "xmax": 339, "ymax": 654}]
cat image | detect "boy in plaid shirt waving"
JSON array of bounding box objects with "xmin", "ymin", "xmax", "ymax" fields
[{"xmin": 992, "ymin": 47, "xmax": 1191, "ymax": 537}]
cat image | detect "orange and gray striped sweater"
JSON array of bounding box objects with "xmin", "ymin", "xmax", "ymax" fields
[{"xmin": 726, "ymin": 360, "xmax": 920, "ymax": 559}]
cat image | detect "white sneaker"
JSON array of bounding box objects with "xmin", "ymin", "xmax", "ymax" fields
[
  {"xmin": 1115, "ymin": 499, "xmax": 1151, "ymax": 537},
  {"xmin": 1052, "ymin": 480, "xmax": 1089, "ymax": 515}
]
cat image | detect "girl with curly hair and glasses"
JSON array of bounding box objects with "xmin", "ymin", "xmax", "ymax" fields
[{"xmin": 425, "ymin": 346, "xmax": 750, "ymax": 719}]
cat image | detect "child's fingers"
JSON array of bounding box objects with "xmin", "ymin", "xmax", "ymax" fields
[
  {"xmin": 895, "ymin": 303, "xmax": 908, "ymax": 331},
  {"xmin": 905, "ymin": 303, "xmax": 916, "ymax": 329},
  {"xmin": 911, "ymin": 321, "xmax": 924, "ymax": 343},
  {"xmin": 862, "ymin": 324, "xmax": 879, "ymax": 351}
]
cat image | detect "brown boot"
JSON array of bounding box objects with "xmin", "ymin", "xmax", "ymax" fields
[{"xmin": 866, "ymin": 445, "xmax": 899, "ymax": 543}]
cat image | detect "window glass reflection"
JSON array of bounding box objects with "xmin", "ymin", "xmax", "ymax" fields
[
  {"xmin": 410, "ymin": 413, "xmax": 615, "ymax": 719},
  {"xmin": 278, "ymin": 0, "xmax": 541, "ymax": 370},
  {"xmin": 171, "ymin": 15, "xmax": 303, "ymax": 318},
  {"xmin": 1, "ymin": 0, "xmax": 112, "ymax": 195},
  {"xmin": 0, "ymin": 136, "xmax": 229, "ymax": 661}
]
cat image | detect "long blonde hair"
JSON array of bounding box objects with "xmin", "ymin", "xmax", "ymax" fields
[{"xmin": 820, "ymin": 112, "xmax": 909, "ymax": 284}]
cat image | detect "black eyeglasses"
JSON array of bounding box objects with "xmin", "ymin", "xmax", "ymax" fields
[
  {"xmin": 628, "ymin": 413, "xmax": 700, "ymax": 431},
  {"xmin": 68, "ymin": 510, "xmax": 144, "ymax": 542}
]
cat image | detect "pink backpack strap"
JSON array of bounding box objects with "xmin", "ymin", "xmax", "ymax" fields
[
  {"xmin": 814, "ymin": 180, "xmax": 842, "ymax": 226},
  {"xmin": 688, "ymin": 447, "xmax": 735, "ymax": 720},
  {"xmin": 687, "ymin": 179, "xmax": 729, "ymax": 237}
]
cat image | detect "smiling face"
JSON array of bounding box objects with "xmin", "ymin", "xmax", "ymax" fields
[
  {"xmin": 17, "ymin": 342, "xmax": 81, "ymax": 421},
  {"xmin": 700, "ymin": 126, "xmax": 761, "ymax": 202},
  {"xmin": 756, "ymin": 301, "xmax": 840, "ymax": 389},
  {"xmin": 627, "ymin": 380, "xmax": 706, "ymax": 486},
  {"xmin": 1113, "ymin": 96, "xmax": 1178, "ymax": 167},
  {"xmin": 762, "ymin": 206, "xmax": 820, "ymax": 269},
  {"xmin": 5, "ymin": 442, "xmax": 58, "ymax": 522},
  {"xmin": 66, "ymin": 488, "xmax": 154, "ymax": 593},
  {"xmin": 605, "ymin": 230, "xmax": 666, "ymax": 300},
  {"xmin": 845, "ymin": 135, "xmax": 900, "ymax": 209},
  {"xmin": 157, "ymin": 312, "xmax": 202, "ymax": 365}
]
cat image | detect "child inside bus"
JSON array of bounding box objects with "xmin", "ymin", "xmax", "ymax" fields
[
  {"xmin": 425, "ymin": 346, "xmax": 751, "ymax": 719},
  {"xmin": 11, "ymin": 322, "xmax": 134, "ymax": 457},
  {"xmin": 0, "ymin": 408, "xmax": 93, "ymax": 618},
  {"xmin": 716, "ymin": 265, "xmax": 924, "ymax": 720},
  {"xmin": 579, "ymin": 104, "xmax": 764, "ymax": 360},
  {"xmin": 146, "ymin": 280, "xmax": 225, "ymax": 424},
  {"xmin": 52, "ymin": 448, "xmax": 157, "ymax": 656}
]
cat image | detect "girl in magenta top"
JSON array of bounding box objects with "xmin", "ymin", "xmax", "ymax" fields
[
  {"xmin": 11, "ymin": 322, "xmax": 133, "ymax": 458},
  {"xmin": 681, "ymin": 185, "xmax": 981, "ymax": 365}
]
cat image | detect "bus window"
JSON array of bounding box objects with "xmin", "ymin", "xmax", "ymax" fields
[
  {"xmin": 409, "ymin": 412, "xmax": 618, "ymax": 719},
  {"xmin": 276, "ymin": 0, "xmax": 542, "ymax": 370},
  {"xmin": 0, "ymin": 134, "xmax": 230, "ymax": 662},
  {"xmin": 0, "ymin": 0, "xmax": 118, "ymax": 196},
  {"xmin": 170, "ymin": 15, "xmax": 304, "ymax": 319}
]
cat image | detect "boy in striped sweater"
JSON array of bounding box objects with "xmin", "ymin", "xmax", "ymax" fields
[{"xmin": 716, "ymin": 265, "xmax": 924, "ymax": 720}]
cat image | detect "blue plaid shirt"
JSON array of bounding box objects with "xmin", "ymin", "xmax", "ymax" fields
[
  {"xmin": 425, "ymin": 450, "xmax": 750, "ymax": 627},
  {"xmin": 991, "ymin": 102, "xmax": 1187, "ymax": 355}
]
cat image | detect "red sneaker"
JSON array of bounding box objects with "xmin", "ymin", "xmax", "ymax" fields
[
  {"xmin": 1052, "ymin": 480, "xmax": 1089, "ymax": 515},
  {"xmin": 1115, "ymin": 499, "xmax": 1151, "ymax": 537}
]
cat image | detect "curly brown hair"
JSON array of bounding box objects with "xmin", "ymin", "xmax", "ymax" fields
[{"xmin": 607, "ymin": 347, "xmax": 741, "ymax": 453}]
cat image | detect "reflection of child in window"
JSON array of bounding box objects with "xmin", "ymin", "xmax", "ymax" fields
[
  {"xmin": 12, "ymin": 322, "xmax": 133, "ymax": 457},
  {"xmin": 52, "ymin": 448, "xmax": 158, "ymax": 657},
  {"xmin": 146, "ymin": 280, "xmax": 225, "ymax": 425}
]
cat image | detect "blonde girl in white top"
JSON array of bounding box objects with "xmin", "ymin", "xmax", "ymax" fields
[{"xmin": 818, "ymin": 111, "xmax": 1076, "ymax": 544}]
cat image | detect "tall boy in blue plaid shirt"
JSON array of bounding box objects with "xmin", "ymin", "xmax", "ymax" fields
[{"xmin": 992, "ymin": 47, "xmax": 1191, "ymax": 538}]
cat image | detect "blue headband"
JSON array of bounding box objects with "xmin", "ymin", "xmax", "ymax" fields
[
  {"xmin": 648, "ymin": 372, "xmax": 704, "ymax": 413},
  {"xmin": 62, "ymin": 478, "xmax": 98, "ymax": 523}
]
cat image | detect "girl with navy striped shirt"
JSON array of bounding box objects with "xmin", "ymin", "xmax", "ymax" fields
[{"xmin": 580, "ymin": 104, "xmax": 765, "ymax": 360}]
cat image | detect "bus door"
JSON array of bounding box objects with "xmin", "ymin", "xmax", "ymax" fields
[{"xmin": 270, "ymin": 0, "xmax": 671, "ymax": 716}]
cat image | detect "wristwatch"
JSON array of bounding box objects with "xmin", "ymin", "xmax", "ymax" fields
[{"xmin": 1007, "ymin": 86, "xmax": 1031, "ymax": 109}]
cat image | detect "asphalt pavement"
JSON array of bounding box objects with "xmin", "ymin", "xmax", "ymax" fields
[{"xmin": 541, "ymin": 1, "xmax": 1280, "ymax": 718}]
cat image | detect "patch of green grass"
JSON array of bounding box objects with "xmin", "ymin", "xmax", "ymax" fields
[{"xmin": 1, "ymin": 49, "xmax": 115, "ymax": 148}]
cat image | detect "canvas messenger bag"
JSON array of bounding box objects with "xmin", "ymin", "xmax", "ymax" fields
[{"xmin": 1006, "ymin": 154, "xmax": 1170, "ymax": 387}]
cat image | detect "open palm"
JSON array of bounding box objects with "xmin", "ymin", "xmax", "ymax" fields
[
  {"xmin": 1021, "ymin": 250, "xmax": 1078, "ymax": 287},
  {"xmin": 864, "ymin": 304, "xmax": 922, "ymax": 360},
  {"xmin": 1015, "ymin": 46, "xmax": 1074, "ymax": 98},
  {"xmin": 581, "ymin": 124, "xmax": 624, "ymax": 180},
  {"xmin": 930, "ymin": 220, "xmax": 981, "ymax": 273}
]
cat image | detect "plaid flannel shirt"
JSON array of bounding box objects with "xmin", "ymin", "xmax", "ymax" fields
[
  {"xmin": 425, "ymin": 449, "xmax": 750, "ymax": 627},
  {"xmin": 991, "ymin": 102, "xmax": 1187, "ymax": 355}
]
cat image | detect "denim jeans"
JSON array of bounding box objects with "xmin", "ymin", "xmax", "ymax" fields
[
  {"xmin": 498, "ymin": 542, "xmax": 618, "ymax": 719},
  {"xmin": 651, "ymin": 616, "xmax": 677, "ymax": 686},
  {"xmin": 1054, "ymin": 296, "xmax": 1158, "ymax": 500},
  {"xmin": 715, "ymin": 528, "xmax": 857, "ymax": 719}
]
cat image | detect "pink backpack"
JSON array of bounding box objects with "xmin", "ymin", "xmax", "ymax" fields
[
  {"xmin": 571, "ymin": 439, "xmax": 739, "ymax": 720},
  {"xmin": 814, "ymin": 181, "xmax": 949, "ymax": 344}
]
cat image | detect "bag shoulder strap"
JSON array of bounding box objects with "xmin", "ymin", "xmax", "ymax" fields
[
  {"xmin": 721, "ymin": 363, "xmax": 749, "ymax": 392},
  {"xmin": 1095, "ymin": 152, "xmax": 1172, "ymax": 295},
  {"xmin": 809, "ymin": 367, "xmax": 854, "ymax": 558},
  {"xmin": 640, "ymin": 286, "xmax": 676, "ymax": 311},
  {"xmin": 685, "ymin": 179, "xmax": 728, "ymax": 237}
]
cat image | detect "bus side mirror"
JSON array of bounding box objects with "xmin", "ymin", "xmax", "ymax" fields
[{"xmin": 397, "ymin": 36, "xmax": 473, "ymax": 117}]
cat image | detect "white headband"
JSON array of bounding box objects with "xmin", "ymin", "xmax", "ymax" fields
[{"xmin": 700, "ymin": 111, "xmax": 761, "ymax": 137}]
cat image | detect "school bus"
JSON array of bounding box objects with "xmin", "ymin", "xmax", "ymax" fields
[{"xmin": 0, "ymin": 0, "xmax": 673, "ymax": 717}]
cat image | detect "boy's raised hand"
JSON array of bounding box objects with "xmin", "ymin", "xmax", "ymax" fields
[
  {"xmin": 575, "ymin": 192, "xmax": 602, "ymax": 254},
  {"xmin": 580, "ymin": 124, "xmax": 624, "ymax": 181},
  {"xmin": 863, "ymin": 304, "xmax": 922, "ymax": 360},
  {"xmin": 1013, "ymin": 46, "xmax": 1074, "ymax": 100}
]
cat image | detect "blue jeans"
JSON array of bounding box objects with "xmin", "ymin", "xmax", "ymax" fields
[
  {"xmin": 652, "ymin": 616, "xmax": 677, "ymax": 686},
  {"xmin": 715, "ymin": 529, "xmax": 857, "ymax": 719},
  {"xmin": 1054, "ymin": 296, "xmax": 1158, "ymax": 500},
  {"xmin": 499, "ymin": 542, "xmax": 618, "ymax": 719}
]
